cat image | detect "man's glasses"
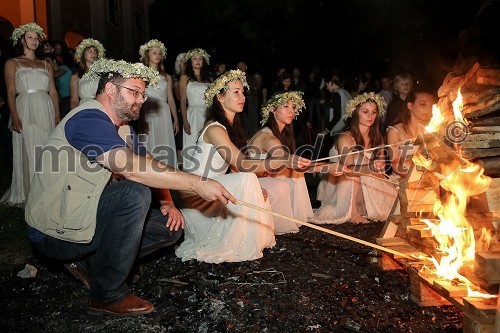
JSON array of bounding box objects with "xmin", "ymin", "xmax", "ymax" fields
[{"xmin": 113, "ymin": 84, "xmax": 148, "ymax": 101}]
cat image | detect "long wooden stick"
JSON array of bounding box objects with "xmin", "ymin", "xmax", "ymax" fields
[
  {"xmin": 310, "ymin": 140, "xmax": 412, "ymax": 163},
  {"xmin": 346, "ymin": 172, "xmax": 400, "ymax": 186},
  {"xmin": 237, "ymin": 200, "xmax": 415, "ymax": 260}
]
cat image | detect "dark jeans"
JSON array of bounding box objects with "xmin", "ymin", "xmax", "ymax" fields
[{"xmin": 32, "ymin": 180, "xmax": 182, "ymax": 303}]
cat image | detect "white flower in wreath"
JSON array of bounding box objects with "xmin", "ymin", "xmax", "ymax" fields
[
  {"xmin": 11, "ymin": 22, "xmax": 46, "ymax": 46},
  {"xmin": 184, "ymin": 48, "xmax": 210, "ymax": 65},
  {"xmin": 139, "ymin": 39, "xmax": 167, "ymax": 62},
  {"xmin": 204, "ymin": 69, "xmax": 249, "ymax": 107},
  {"xmin": 260, "ymin": 91, "xmax": 306, "ymax": 126},
  {"xmin": 74, "ymin": 38, "xmax": 106, "ymax": 63},
  {"xmin": 344, "ymin": 92, "xmax": 387, "ymax": 120},
  {"xmin": 82, "ymin": 58, "xmax": 160, "ymax": 88}
]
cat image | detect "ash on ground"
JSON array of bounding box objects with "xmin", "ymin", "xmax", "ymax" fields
[{"xmin": 0, "ymin": 222, "xmax": 463, "ymax": 333}]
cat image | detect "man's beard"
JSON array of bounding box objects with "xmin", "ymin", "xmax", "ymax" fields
[{"xmin": 113, "ymin": 91, "xmax": 142, "ymax": 122}]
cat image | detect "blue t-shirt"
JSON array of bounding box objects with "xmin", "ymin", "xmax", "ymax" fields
[
  {"xmin": 28, "ymin": 108, "xmax": 148, "ymax": 242},
  {"xmin": 65, "ymin": 108, "xmax": 148, "ymax": 159},
  {"xmin": 56, "ymin": 65, "xmax": 72, "ymax": 98}
]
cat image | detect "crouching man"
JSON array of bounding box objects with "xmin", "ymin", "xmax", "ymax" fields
[{"xmin": 25, "ymin": 59, "xmax": 234, "ymax": 317}]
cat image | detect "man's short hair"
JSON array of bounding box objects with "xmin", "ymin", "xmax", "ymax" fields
[{"xmin": 96, "ymin": 73, "xmax": 127, "ymax": 95}]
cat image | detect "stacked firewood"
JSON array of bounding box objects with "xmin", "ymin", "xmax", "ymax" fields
[{"xmin": 436, "ymin": 62, "xmax": 500, "ymax": 177}]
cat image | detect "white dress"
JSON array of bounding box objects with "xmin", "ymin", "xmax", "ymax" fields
[
  {"xmin": 182, "ymin": 81, "xmax": 209, "ymax": 152},
  {"xmin": 176, "ymin": 122, "xmax": 276, "ymax": 263},
  {"xmin": 78, "ymin": 76, "xmax": 99, "ymax": 105},
  {"xmin": 248, "ymin": 128, "xmax": 314, "ymax": 234},
  {"xmin": 311, "ymin": 146, "xmax": 398, "ymax": 224},
  {"xmin": 141, "ymin": 75, "xmax": 177, "ymax": 167},
  {"xmin": 1, "ymin": 60, "xmax": 55, "ymax": 205}
]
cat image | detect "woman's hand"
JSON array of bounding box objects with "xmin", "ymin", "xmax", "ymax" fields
[
  {"xmin": 261, "ymin": 188, "xmax": 268, "ymax": 201},
  {"xmin": 160, "ymin": 201, "xmax": 185, "ymax": 231},
  {"xmin": 371, "ymin": 159, "xmax": 387, "ymax": 173},
  {"xmin": 173, "ymin": 120, "xmax": 179, "ymax": 135},
  {"xmin": 11, "ymin": 114, "xmax": 22, "ymax": 133},
  {"xmin": 183, "ymin": 122, "xmax": 191, "ymax": 135},
  {"xmin": 287, "ymin": 154, "xmax": 311, "ymax": 171},
  {"xmin": 328, "ymin": 163, "xmax": 349, "ymax": 176}
]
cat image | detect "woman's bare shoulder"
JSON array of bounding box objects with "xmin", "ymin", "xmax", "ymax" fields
[
  {"xmin": 4, "ymin": 58, "xmax": 18, "ymax": 69},
  {"xmin": 338, "ymin": 131, "xmax": 354, "ymax": 143}
]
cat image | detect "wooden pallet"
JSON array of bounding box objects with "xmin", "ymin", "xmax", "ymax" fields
[{"xmin": 375, "ymin": 236, "xmax": 499, "ymax": 333}]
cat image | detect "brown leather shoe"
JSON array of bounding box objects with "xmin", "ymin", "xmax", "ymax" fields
[
  {"xmin": 87, "ymin": 295, "xmax": 154, "ymax": 317},
  {"xmin": 64, "ymin": 263, "xmax": 90, "ymax": 290}
]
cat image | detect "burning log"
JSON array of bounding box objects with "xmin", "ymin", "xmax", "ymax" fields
[
  {"xmin": 399, "ymin": 187, "xmax": 439, "ymax": 215},
  {"xmin": 462, "ymin": 128, "xmax": 500, "ymax": 160},
  {"xmin": 485, "ymin": 178, "xmax": 500, "ymax": 228},
  {"xmin": 409, "ymin": 267, "xmax": 452, "ymax": 307},
  {"xmin": 437, "ymin": 63, "xmax": 500, "ymax": 120},
  {"xmin": 462, "ymin": 93, "xmax": 500, "ymax": 119},
  {"xmin": 433, "ymin": 279, "xmax": 469, "ymax": 298},
  {"xmin": 467, "ymin": 110, "xmax": 500, "ymax": 127},
  {"xmin": 474, "ymin": 252, "xmax": 500, "ymax": 285},
  {"xmin": 476, "ymin": 68, "xmax": 500, "ymax": 86},
  {"xmin": 462, "ymin": 148, "xmax": 500, "ymax": 160},
  {"xmin": 470, "ymin": 126, "xmax": 500, "ymax": 133},
  {"xmin": 462, "ymin": 297, "xmax": 498, "ymax": 333},
  {"xmin": 461, "ymin": 132, "xmax": 500, "ymax": 149},
  {"xmin": 477, "ymin": 157, "xmax": 500, "ymax": 177},
  {"xmin": 438, "ymin": 63, "xmax": 480, "ymax": 98}
]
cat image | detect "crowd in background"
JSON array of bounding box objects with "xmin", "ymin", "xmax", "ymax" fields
[
  {"xmin": 0, "ymin": 36, "xmax": 432, "ymax": 182},
  {"xmin": 0, "ymin": 29, "xmax": 433, "ymax": 225}
]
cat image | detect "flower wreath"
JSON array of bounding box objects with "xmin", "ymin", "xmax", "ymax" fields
[
  {"xmin": 184, "ymin": 48, "xmax": 210, "ymax": 65},
  {"xmin": 204, "ymin": 69, "xmax": 249, "ymax": 107},
  {"xmin": 139, "ymin": 39, "xmax": 167, "ymax": 61},
  {"xmin": 260, "ymin": 91, "xmax": 306, "ymax": 125},
  {"xmin": 344, "ymin": 92, "xmax": 387, "ymax": 120},
  {"xmin": 74, "ymin": 38, "xmax": 106, "ymax": 63},
  {"xmin": 11, "ymin": 22, "xmax": 46, "ymax": 46},
  {"xmin": 82, "ymin": 58, "xmax": 160, "ymax": 88}
]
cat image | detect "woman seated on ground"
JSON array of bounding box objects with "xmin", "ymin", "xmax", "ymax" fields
[
  {"xmin": 386, "ymin": 88, "xmax": 436, "ymax": 177},
  {"xmin": 312, "ymin": 92, "xmax": 398, "ymax": 224},
  {"xmin": 175, "ymin": 70, "xmax": 310, "ymax": 264},
  {"xmin": 247, "ymin": 91, "xmax": 346, "ymax": 234}
]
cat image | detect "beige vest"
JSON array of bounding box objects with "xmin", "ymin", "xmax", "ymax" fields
[{"xmin": 25, "ymin": 100, "xmax": 114, "ymax": 243}]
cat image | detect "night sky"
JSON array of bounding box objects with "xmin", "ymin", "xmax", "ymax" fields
[{"xmin": 149, "ymin": 0, "xmax": 491, "ymax": 88}]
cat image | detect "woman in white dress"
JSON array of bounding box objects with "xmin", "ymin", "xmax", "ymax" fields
[
  {"xmin": 386, "ymin": 88, "xmax": 435, "ymax": 177},
  {"xmin": 179, "ymin": 48, "xmax": 211, "ymax": 155},
  {"xmin": 2, "ymin": 23, "xmax": 59, "ymax": 205},
  {"xmin": 138, "ymin": 39, "xmax": 179, "ymax": 168},
  {"xmin": 175, "ymin": 70, "xmax": 310, "ymax": 263},
  {"xmin": 312, "ymin": 92, "xmax": 398, "ymax": 224},
  {"xmin": 248, "ymin": 91, "xmax": 345, "ymax": 234},
  {"xmin": 69, "ymin": 38, "xmax": 105, "ymax": 109}
]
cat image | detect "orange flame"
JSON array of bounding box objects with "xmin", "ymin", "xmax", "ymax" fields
[
  {"xmin": 418, "ymin": 160, "xmax": 491, "ymax": 294},
  {"xmin": 452, "ymin": 89, "xmax": 466, "ymax": 124},
  {"xmin": 466, "ymin": 285, "xmax": 497, "ymax": 299},
  {"xmin": 415, "ymin": 90, "xmax": 492, "ymax": 298},
  {"xmin": 425, "ymin": 104, "xmax": 446, "ymax": 133},
  {"xmin": 478, "ymin": 227, "xmax": 492, "ymax": 252},
  {"xmin": 412, "ymin": 152, "xmax": 434, "ymax": 170}
]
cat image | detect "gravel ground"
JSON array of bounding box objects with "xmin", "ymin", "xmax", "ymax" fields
[{"xmin": 0, "ymin": 220, "xmax": 464, "ymax": 333}]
